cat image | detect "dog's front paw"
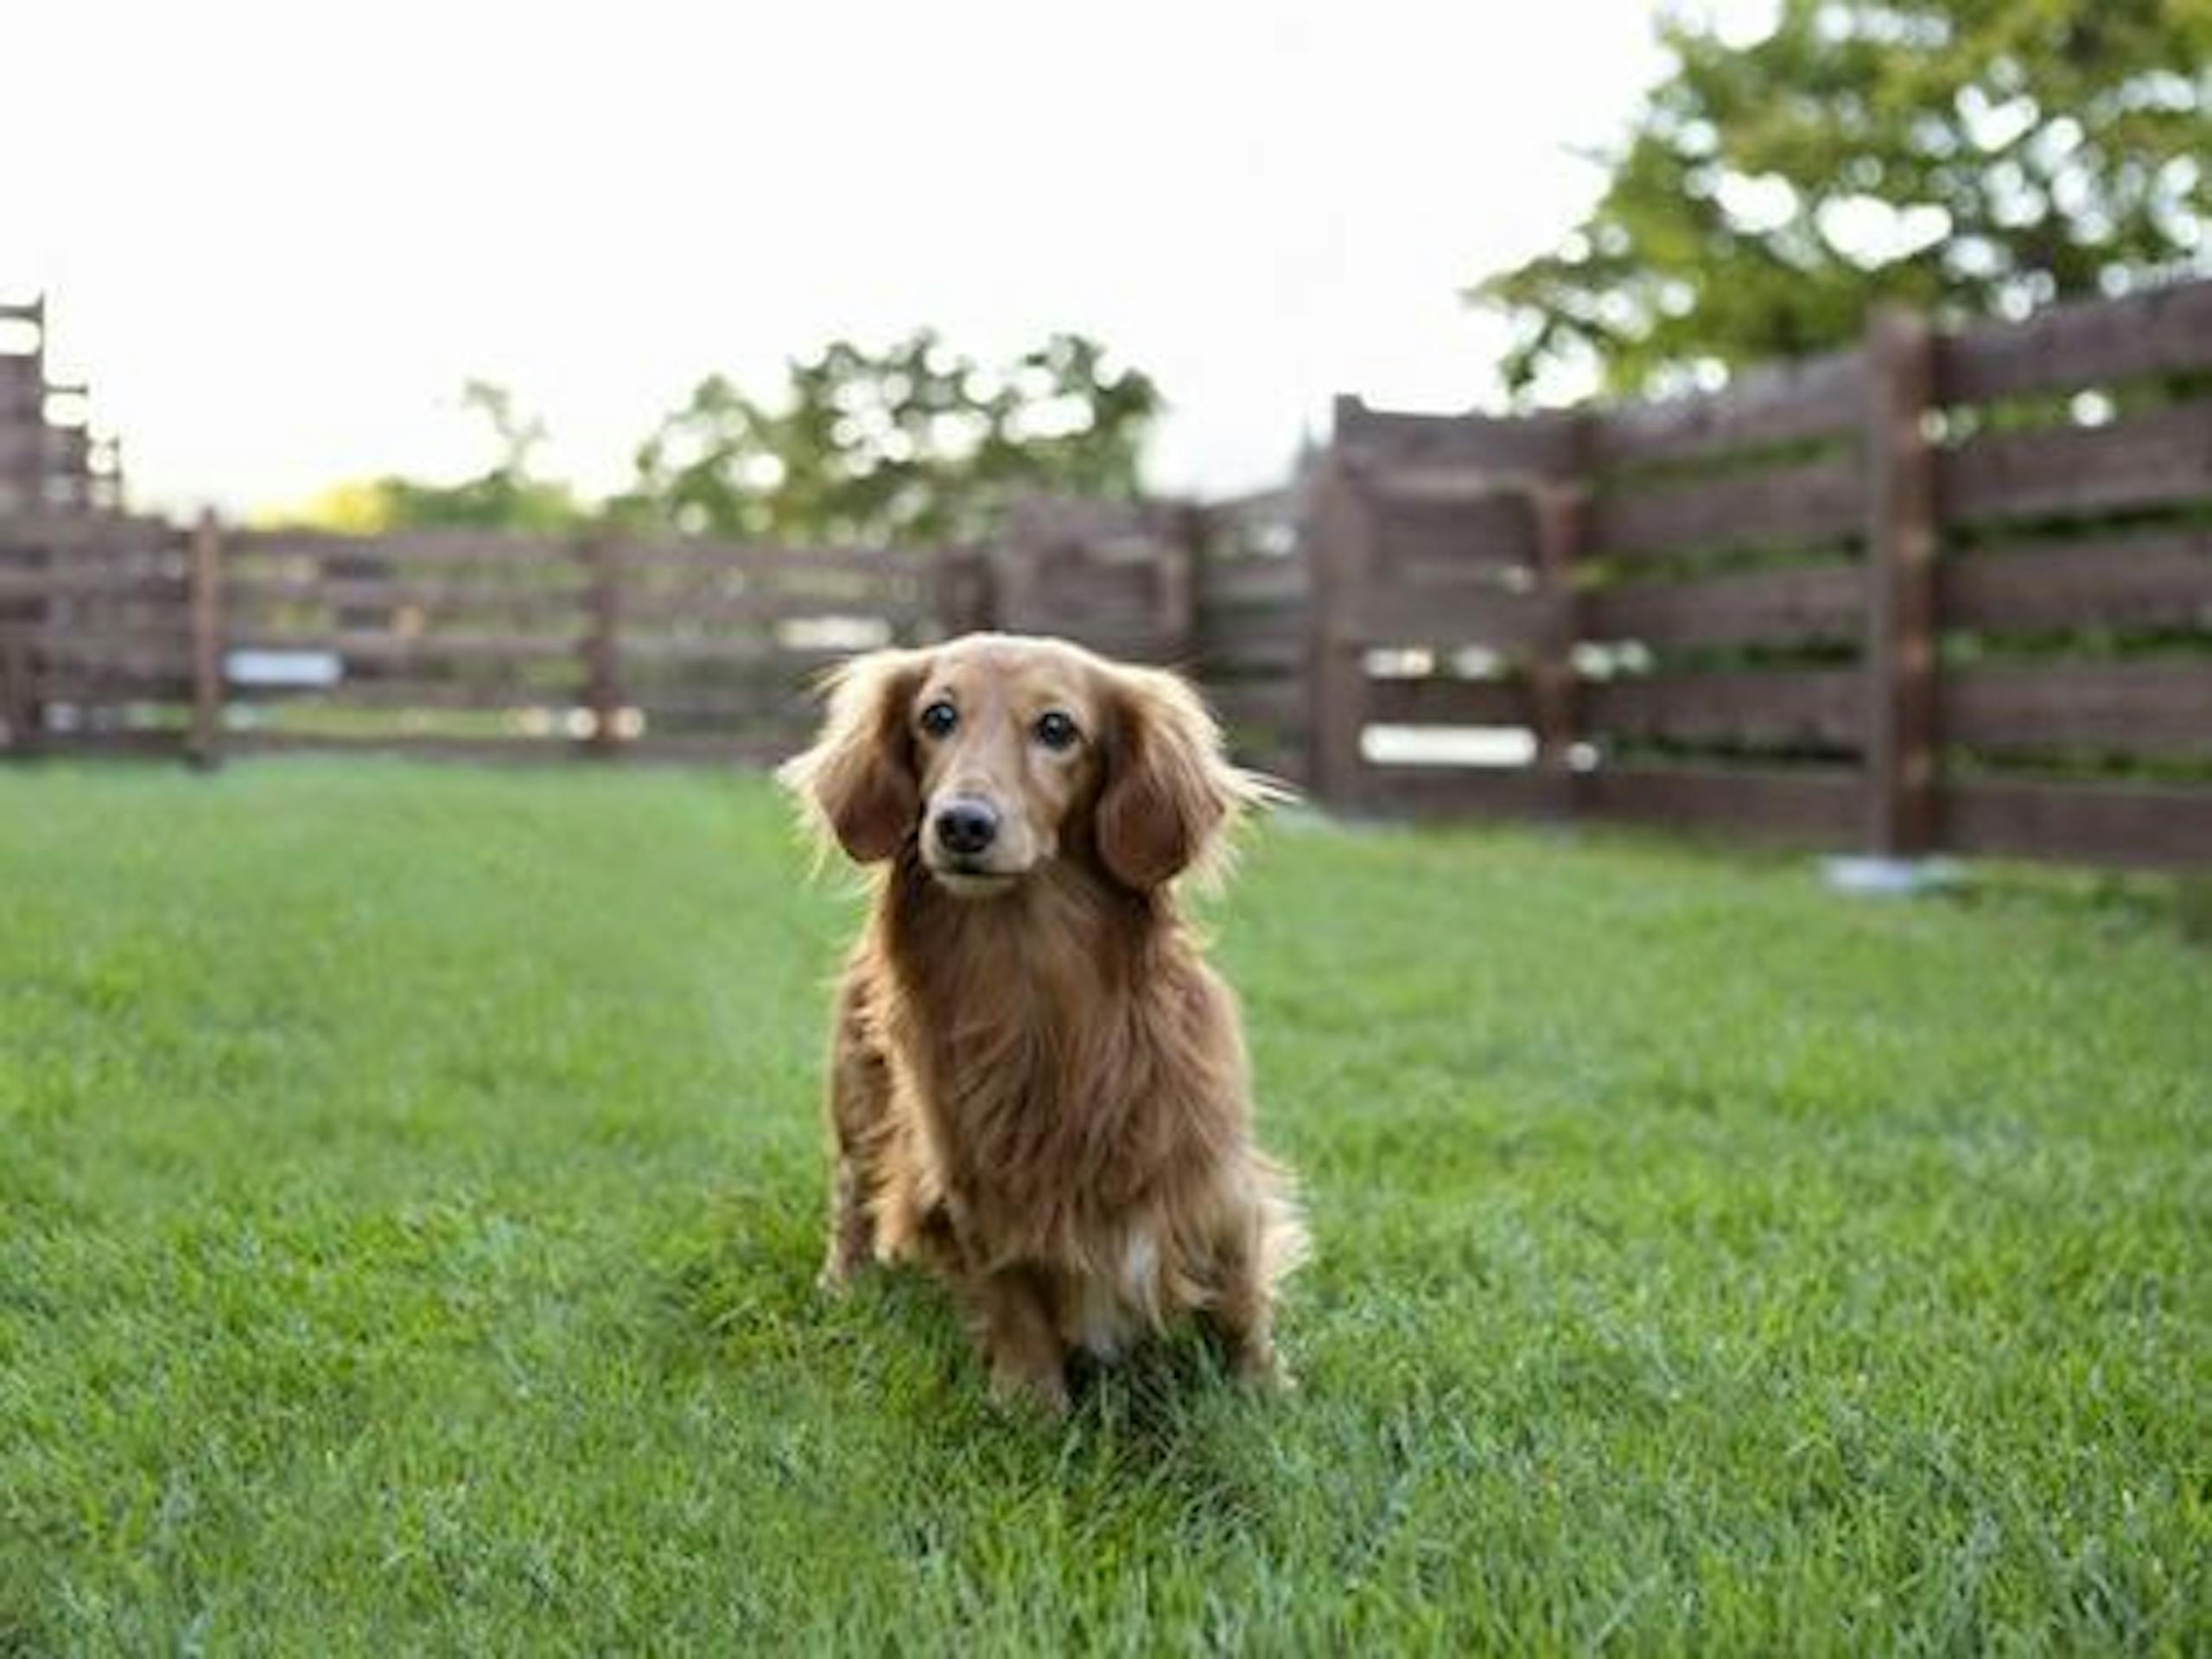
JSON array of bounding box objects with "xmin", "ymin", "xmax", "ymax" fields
[
  {"xmin": 988, "ymin": 1361, "xmax": 1071, "ymax": 1420},
  {"xmin": 818, "ymin": 1234, "xmax": 881, "ymax": 1298},
  {"xmin": 817, "ymin": 1243, "xmax": 869, "ymax": 1297},
  {"xmin": 1234, "ymin": 1345, "xmax": 1297, "ymax": 1397}
]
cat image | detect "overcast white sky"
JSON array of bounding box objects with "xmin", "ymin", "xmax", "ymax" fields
[{"xmin": 7, "ymin": 0, "xmax": 1776, "ymax": 516}]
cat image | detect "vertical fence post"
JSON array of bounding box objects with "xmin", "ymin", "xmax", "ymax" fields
[
  {"xmin": 0, "ymin": 627, "xmax": 30, "ymax": 756},
  {"xmin": 187, "ymin": 509, "xmax": 226, "ymax": 769},
  {"xmin": 1306, "ymin": 430, "xmax": 1376, "ymax": 810},
  {"xmin": 1862, "ymin": 306, "xmax": 1940, "ymax": 856},
  {"xmin": 932, "ymin": 546, "xmax": 994, "ymax": 637},
  {"xmin": 1160, "ymin": 501, "xmax": 1202, "ymax": 666},
  {"xmin": 582, "ymin": 532, "xmax": 623, "ymax": 757},
  {"xmin": 992, "ymin": 499, "xmax": 1047, "ymax": 637},
  {"xmin": 1529, "ymin": 430, "xmax": 1589, "ymax": 817}
]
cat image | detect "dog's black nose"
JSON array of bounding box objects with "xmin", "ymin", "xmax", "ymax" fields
[{"xmin": 933, "ymin": 798, "xmax": 999, "ymax": 858}]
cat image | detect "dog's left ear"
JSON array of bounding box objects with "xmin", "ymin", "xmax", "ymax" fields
[{"xmin": 1097, "ymin": 666, "xmax": 1262, "ymax": 892}]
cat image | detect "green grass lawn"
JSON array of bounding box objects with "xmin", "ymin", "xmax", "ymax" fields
[{"xmin": 1, "ymin": 760, "xmax": 2205, "ymax": 1654}]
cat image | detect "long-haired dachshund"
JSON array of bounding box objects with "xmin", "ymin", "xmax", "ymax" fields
[{"xmin": 779, "ymin": 632, "xmax": 1306, "ymax": 1413}]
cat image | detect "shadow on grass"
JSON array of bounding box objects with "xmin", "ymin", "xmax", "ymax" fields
[
  {"xmin": 651, "ymin": 1179, "xmax": 1279, "ymax": 1535},
  {"xmin": 1060, "ymin": 1334, "xmax": 1279, "ymax": 1530}
]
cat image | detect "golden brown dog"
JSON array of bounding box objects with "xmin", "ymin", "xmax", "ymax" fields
[{"xmin": 779, "ymin": 632, "xmax": 1306, "ymax": 1413}]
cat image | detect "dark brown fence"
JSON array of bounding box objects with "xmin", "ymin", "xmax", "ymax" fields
[
  {"xmin": 995, "ymin": 496, "xmax": 1196, "ymax": 665},
  {"xmin": 129, "ymin": 526, "xmax": 956, "ymax": 766},
  {"xmin": 0, "ymin": 506, "xmax": 1195, "ymax": 769},
  {"xmin": 982, "ymin": 491, "xmax": 1315, "ymax": 785},
  {"xmin": 1, "ymin": 296, "xmax": 124, "ymax": 517},
  {"xmin": 225, "ymin": 526, "xmax": 961, "ymax": 767},
  {"xmin": 1198, "ymin": 487, "xmax": 1313, "ymax": 786},
  {"xmin": 4, "ymin": 278, "xmax": 2208, "ymax": 868},
  {"xmin": 0, "ymin": 512, "xmax": 193, "ymax": 756},
  {"xmin": 1307, "ymin": 281, "xmax": 2212, "ymax": 868}
]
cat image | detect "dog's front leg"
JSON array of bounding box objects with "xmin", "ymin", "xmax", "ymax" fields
[
  {"xmin": 819, "ymin": 982, "xmax": 897, "ymax": 1294},
  {"xmin": 817, "ymin": 1156, "xmax": 876, "ymax": 1293},
  {"xmin": 957, "ymin": 1264, "xmax": 1070, "ymax": 1416},
  {"xmin": 1206, "ymin": 1226, "xmax": 1292, "ymax": 1392}
]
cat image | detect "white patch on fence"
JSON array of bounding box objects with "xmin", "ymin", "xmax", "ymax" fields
[
  {"xmin": 1362, "ymin": 724, "xmax": 1537, "ymax": 768},
  {"xmin": 226, "ymin": 649, "xmax": 342, "ymax": 688},
  {"xmin": 778, "ymin": 615, "xmax": 892, "ymax": 652}
]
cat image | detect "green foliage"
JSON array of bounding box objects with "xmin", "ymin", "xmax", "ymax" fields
[
  {"xmin": 614, "ymin": 331, "xmax": 1163, "ymax": 545},
  {"xmin": 366, "ymin": 381, "xmax": 588, "ymax": 534},
  {"xmin": 284, "ymin": 336, "xmax": 1161, "ymax": 544},
  {"xmin": 3, "ymin": 762, "xmax": 2207, "ymax": 1650},
  {"xmin": 1475, "ymin": 0, "xmax": 2212, "ymax": 398}
]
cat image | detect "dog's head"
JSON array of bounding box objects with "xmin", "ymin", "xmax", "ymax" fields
[{"xmin": 779, "ymin": 633, "xmax": 1264, "ymax": 898}]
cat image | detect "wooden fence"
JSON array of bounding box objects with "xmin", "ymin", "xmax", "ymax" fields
[
  {"xmin": 0, "ymin": 512, "xmax": 192, "ymax": 756},
  {"xmin": 0, "ymin": 504, "xmax": 1211, "ymax": 770},
  {"xmin": 1198, "ymin": 486, "xmax": 1313, "ymax": 787},
  {"xmin": 0, "ymin": 522, "xmax": 960, "ymax": 766},
  {"xmin": 1, "ymin": 296, "xmax": 124, "ymax": 517},
  {"xmin": 1306, "ymin": 281, "xmax": 2212, "ymax": 868},
  {"xmin": 989, "ymin": 491, "xmax": 1314, "ymax": 785},
  {"xmin": 4, "ymin": 278, "xmax": 2208, "ymax": 867}
]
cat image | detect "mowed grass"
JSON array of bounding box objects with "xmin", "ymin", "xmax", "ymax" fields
[{"xmin": 1, "ymin": 760, "xmax": 2205, "ymax": 1655}]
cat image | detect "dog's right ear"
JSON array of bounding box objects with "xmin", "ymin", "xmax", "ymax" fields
[{"xmin": 777, "ymin": 647, "xmax": 926, "ymax": 864}]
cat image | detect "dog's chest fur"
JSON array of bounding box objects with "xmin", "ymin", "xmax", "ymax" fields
[{"xmin": 875, "ymin": 855, "xmax": 1233, "ymax": 1325}]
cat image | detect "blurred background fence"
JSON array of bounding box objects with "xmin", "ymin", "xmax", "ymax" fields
[
  {"xmin": 0, "ymin": 296, "xmax": 124, "ymax": 517},
  {"xmin": 3, "ymin": 281, "xmax": 2207, "ymax": 867}
]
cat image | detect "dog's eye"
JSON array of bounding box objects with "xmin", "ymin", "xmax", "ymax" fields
[
  {"xmin": 918, "ymin": 701, "xmax": 958, "ymax": 739},
  {"xmin": 1033, "ymin": 710, "xmax": 1080, "ymax": 751}
]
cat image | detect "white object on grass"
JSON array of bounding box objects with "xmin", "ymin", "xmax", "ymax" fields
[{"xmin": 1823, "ymin": 855, "xmax": 1964, "ymax": 896}]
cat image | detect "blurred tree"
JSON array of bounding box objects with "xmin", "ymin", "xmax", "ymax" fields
[
  {"xmin": 261, "ymin": 479, "xmax": 393, "ymax": 534},
  {"xmin": 280, "ymin": 382, "xmax": 584, "ymax": 533},
  {"xmin": 373, "ymin": 380, "xmax": 585, "ymax": 532},
  {"xmin": 615, "ymin": 331, "xmax": 1162, "ymax": 543},
  {"xmin": 1474, "ymin": 0, "xmax": 2212, "ymax": 399}
]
